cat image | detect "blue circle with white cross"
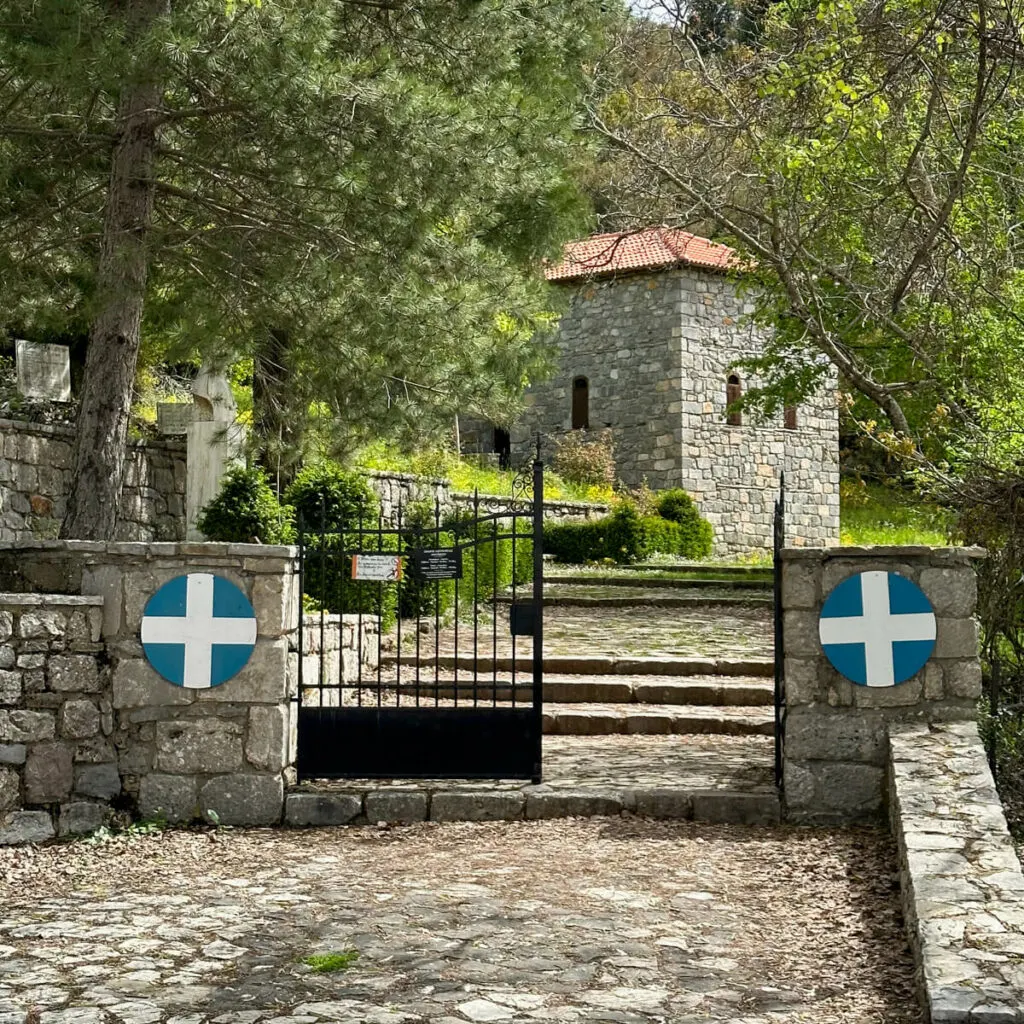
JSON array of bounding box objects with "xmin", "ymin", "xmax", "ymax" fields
[
  {"xmin": 818, "ymin": 571, "xmax": 936, "ymax": 687},
  {"xmin": 141, "ymin": 573, "xmax": 258, "ymax": 688}
]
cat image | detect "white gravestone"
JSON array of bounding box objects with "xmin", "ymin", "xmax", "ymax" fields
[
  {"xmin": 186, "ymin": 366, "xmax": 246, "ymax": 541},
  {"xmin": 15, "ymin": 340, "xmax": 71, "ymax": 402},
  {"xmin": 156, "ymin": 402, "xmax": 195, "ymax": 436}
]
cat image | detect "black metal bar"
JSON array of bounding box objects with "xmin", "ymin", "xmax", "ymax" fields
[
  {"xmin": 532, "ymin": 439, "xmax": 544, "ymax": 784},
  {"xmin": 773, "ymin": 470, "xmax": 786, "ymax": 792},
  {"xmin": 356, "ymin": 506, "xmax": 364, "ymax": 706},
  {"xmin": 318, "ymin": 495, "xmax": 326, "ymax": 694},
  {"xmin": 377, "ymin": 512, "xmax": 384, "ymax": 706},
  {"xmin": 434, "ymin": 497, "xmax": 441, "ymax": 706},
  {"xmin": 396, "ymin": 500, "xmax": 403, "ymax": 707},
  {"xmin": 473, "ymin": 489, "xmax": 479, "ymax": 706},
  {"xmin": 297, "ymin": 513, "xmax": 305, "ymax": 703}
]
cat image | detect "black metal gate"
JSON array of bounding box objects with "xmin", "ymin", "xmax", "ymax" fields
[
  {"xmin": 296, "ymin": 455, "xmax": 544, "ymax": 783},
  {"xmin": 773, "ymin": 472, "xmax": 786, "ymax": 791}
]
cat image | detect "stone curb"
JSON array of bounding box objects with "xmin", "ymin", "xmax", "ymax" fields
[
  {"xmin": 284, "ymin": 785, "xmax": 780, "ymax": 826},
  {"xmin": 889, "ymin": 721, "xmax": 1024, "ymax": 1023}
]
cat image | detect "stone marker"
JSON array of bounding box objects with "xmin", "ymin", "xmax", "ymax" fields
[
  {"xmin": 156, "ymin": 402, "xmax": 195, "ymax": 435},
  {"xmin": 186, "ymin": 365, "xmax": 245, "ymax": 540},
  {"xmin": 15, "ymin": 340, "xmax": 71, "ymax": 402}
]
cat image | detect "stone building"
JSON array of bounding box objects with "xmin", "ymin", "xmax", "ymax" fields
[{"xmin": 485, "ymin": 228, "xmax": 840, "ymax": 554}]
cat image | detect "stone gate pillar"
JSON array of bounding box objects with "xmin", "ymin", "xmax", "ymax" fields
[{"xmin": 781, "ymin": 545, "xmax": 985, "ymax": 823}]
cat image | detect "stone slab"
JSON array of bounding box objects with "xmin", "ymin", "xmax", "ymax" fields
[{"xmin": 15, "ymin": 339, "xmax": 71, "ymax": 402}]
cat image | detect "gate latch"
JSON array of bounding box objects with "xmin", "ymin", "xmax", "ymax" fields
[{"xmin": 509, "ymin": 600, "xmax": 537, "ymax": 637}]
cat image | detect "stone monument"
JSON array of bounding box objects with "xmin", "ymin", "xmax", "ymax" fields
[
  {"xmin": 186, "ymin": 366, "xmax": 245, "ymax": 540},
  {"xmin": 157, "ymin": 402, "xmax": 195, "ymax": 436},
  {"xmin": 15, "ymin": 340, "xmax": 71, "ymax": 402}
]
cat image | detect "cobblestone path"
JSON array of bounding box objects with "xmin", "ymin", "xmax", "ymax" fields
[{"xmin": 0, "ymin": 820, "xmax": 921, "ymax": 1024}]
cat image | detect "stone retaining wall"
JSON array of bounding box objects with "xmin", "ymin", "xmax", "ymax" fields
[
  {"xmin": 0, "ymin": 418, "xmax": 186, "ymax": 542},
  {"xmin": 889, "ymin": 721, "xmax": 1024, "ymax": 1022},
  {"xmin": 364, "ymin": 469, "xmax": 606, "ymax": 526},
  {"xmin": 290, "ymin": 613, "xmax": 379, "ymax": 707},
  {"xmin": 781, "ymin": 545, "xmax": 985, "ymax": 823}
]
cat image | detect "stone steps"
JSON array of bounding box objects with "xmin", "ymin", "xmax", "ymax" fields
[
  {"xmin": 543, "ymin": 702, "xmax": 773, "ymax": 737},
  {"xmin": 376, "ymin": 674, "xmax": 774, "ymax": 707},
  {"xmin": 288, "ymin": 735, "xmax": 778, "ymax": 825},
  {"xmin": 384, "ymin": 654, "xmax": 774, "ymax": 677},
  {"xmin": 544, "ymin": 575, "xmax": 772, "ymax": 590},
  {"xmin": 494, "ymin": 592, "xmax": 772, "ymax": 608}
]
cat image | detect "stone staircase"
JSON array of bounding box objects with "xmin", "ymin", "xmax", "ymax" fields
[{"xmin": 289, "ymin": 564, "xmax": 779, "ymax": 826}]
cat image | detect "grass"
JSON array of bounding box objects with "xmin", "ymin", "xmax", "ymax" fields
[
  {"xmin": 302, "ymin": 950, "xmax": 360, "ymax": 973},
  {"xmin": 839, "ymin": 480, "xmax": 952, "ymax": 547},
  {"xmin": 356, "ymin": 440, "xmax": 613, "ymax": 504}
]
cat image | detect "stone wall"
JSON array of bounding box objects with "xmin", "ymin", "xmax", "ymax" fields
[
  {"xmin": 0, "ymin": 594, "xmax": 107, "ymax": 843},
  {"xmin": 0, "ymin": 540, "xmax": 301, "ymax": 838},
  {"xmin": 889, "ymin": 721, "xmax": 1024, "ymax": 1022},
  {"xmin": 290, "ymin": 613, "xmax": 379, "ymax": 709},
  {"xmin": 0, "ymin": 419, "xmax": 186, "ymax": 542},
  {"xmin": 512, "ymin": 269, "xmax": 840, "ymax": 554},
  {"xmin": 781, "ymin": 545, "xmax": 984, "ymax": 823},
  {"xmin": 364, "ymin": 470, "xmax": 606, "ymax": 527}
]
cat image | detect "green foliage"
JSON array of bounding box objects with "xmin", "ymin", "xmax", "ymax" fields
[
  {"xmin": 303, "ymin": 950, "xmax": 359, "ymax": 974},
  {"xmin": 356, "ymin": 440, "xmax": 614, "ymax": 504},
  {"xmin": 197, "ymin": 466, "xmax": 294, "ymax": 544},
  {"xmin": 544, "ymin": 492, "xmax": 712, "ymax": 564},
  {"xmin": 551, "ymin": 429, "xmax": 616, "ymax": 487},
  {"xmin": 1, "ymin": 0, "xmax": 617, "ymax": 466},
  {"xmin": 285, "ymin": 462, "xmax": 380, "ymax": 533},
  {"xmin": 839, "ymin": 480, "xmax": 951, "ymax": 547},
  {"xmin": 655, "ymin": 489, "xmax": 714, "ymax": 558},
  {"xmin": 302, "ymin": 532, "xmax": 400, "ymax": 633}
]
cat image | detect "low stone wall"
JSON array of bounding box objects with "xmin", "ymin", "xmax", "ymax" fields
[
  {"xmin": 0, "ymin": 418, "xmax": 186, "ymax": 542},
  {"xmin": 889, "ymin": 721, "xmax": 1024, "ymax": 1022},
  {"xmin": 0, "ymin": 540, "xmax": 300, "ymax": 837},
  {"xmin": 290, "ymin": 613, "xmax": 379, "ymax": 707},
  {"xmin": 782, "ymin": 545, "xmax": 985, "ymax": 823},
  {"xmin": 0, "ymin": 593, "xmax": 107, "ymax": 843},
  {"xmin": 364, "ymin": 469, "xmax": 607, "ymax": 525}
]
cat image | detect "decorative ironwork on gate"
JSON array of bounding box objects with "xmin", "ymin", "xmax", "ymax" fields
[
  {"xmin": 773, "ymin": 471, "xmax": 786, "ymax": 791},
  {"xmin": 295, "ymin": 449, "xmax": 545, "ymax": 783}
]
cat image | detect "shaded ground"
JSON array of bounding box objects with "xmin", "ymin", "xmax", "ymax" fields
[{"xmin": 0, "ymin": 820, "xmax": 921, "ymax": 1024}]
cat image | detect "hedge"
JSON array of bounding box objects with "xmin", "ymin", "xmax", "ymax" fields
[{"xmin": 544, "ymin": 497, "xmax": 713, "ymax": 564}]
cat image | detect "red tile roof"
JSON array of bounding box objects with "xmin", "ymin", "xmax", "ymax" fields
[{"xmin": 544, "ymin": 227, "xmax": 739, "ymax": 282}]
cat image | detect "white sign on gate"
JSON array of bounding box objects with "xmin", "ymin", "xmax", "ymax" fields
[{"xmin": 351, "ymin": 554, "xmax": 403, "ymax": 582}]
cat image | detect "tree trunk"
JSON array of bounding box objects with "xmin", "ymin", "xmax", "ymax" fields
[
  {"xmin": 253, "ymin": 327, "xmax": 299, "ymax": 495},
  {"xmin": 60, "ymin": 0, "xmax": 169, "ymax": 539}
]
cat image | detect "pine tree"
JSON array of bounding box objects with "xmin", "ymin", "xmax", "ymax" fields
[{"xmin": 0, "ymin": 0, "xmax": 618, "ymax": 537}]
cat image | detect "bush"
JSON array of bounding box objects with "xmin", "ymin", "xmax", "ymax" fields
[
  {"xmin": 543, "ymin": 496, "xmax": 712, "ymax": 564},
  {"xmin": 552, "ymin": 429, "xmax": 615, "ymax": 486},
  {"xmin": 197, "ymin": 466, "xmax": 294, "ymax": 544},
  {"xmin": 302, "ymin": 531, "xmax": 400, "ymax": 632},
  {"xmin": 285, "ymin": 461, "xmax": 379, "ymax": 533},
  {"xmin": 655, "ymin": 488, "xmax": 713, "ymax": 558}
]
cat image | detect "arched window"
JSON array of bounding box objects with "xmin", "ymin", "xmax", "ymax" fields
[
  {"xmin": 784, "ymin": 405, "xmax": 798, "ymax": 430},
  {"xmin": 572, "ymin": 376, "xmax": 589, "ymax": 430},
  {"xmin": 726, "ymin": 374, "xmax": 742, "ymax": 426}
]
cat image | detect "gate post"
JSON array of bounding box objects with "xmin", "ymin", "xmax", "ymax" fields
[{"xmin": 780, "ymin": 544, "xmax": 984, "ymax": 822}]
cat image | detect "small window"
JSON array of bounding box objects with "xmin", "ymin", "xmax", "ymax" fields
[
  {"xmin": 784, "ymin": 405, "xmax": 797, "ymax": 430},
  {"xmin": 726, "ymin": 374, "xmax": 742, "ymax": 426},
  {"xmin": 572, "ymin": 376, "xmax": 589, "ymax": 430}
]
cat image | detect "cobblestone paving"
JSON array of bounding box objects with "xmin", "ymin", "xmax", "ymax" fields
[
  {"xmin": 401, "ymin": 605, "xmax": 772, "ymax": 662},
  {"xmin": 0, "ymin": 820, "xmax": 921, "ymax": 1024}
]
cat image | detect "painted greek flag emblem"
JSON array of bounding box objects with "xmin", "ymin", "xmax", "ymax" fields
[
  {"xmin": 141, "ymin": 573, "xmax": 258, "ymax": 688},
  {"xmin": 819, "ymin": 571, "xmax": 936, "ymax": 687}
]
